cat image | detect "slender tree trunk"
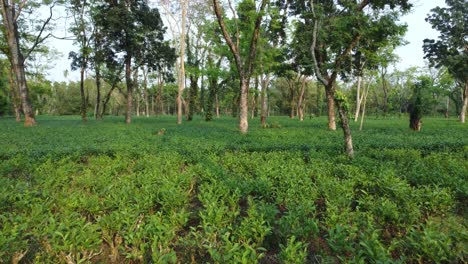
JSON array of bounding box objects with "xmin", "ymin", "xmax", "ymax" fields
[
  {"xmin": 325, "ymin": 87, "xmax": 336, "ymax": 130},
  {"xmin": 151, "ymin": 95, "xmax": 155, "ymax": 115},
  {"xmin": 260, "ymin": 73, "xmax": 270, "ymax": 127},
  {"xmin": 460, "ymin": 81, "xmax": 468, "ymax": 123},
  {"xmin": 1, "ymin": 2, "xmax": 35, "ymax": 126},
  {"xmin": 359, "ymin": 81, "xmax": 370, "ymax": 131},
  {"xmin": 297, "ymin": 76, "xmax": 307, "ymax": 121},
  {"xmin": 215, "ymin": 94, "xmax": 220, "ymax": 118},
  {"xmin": 200, "ymin": 76, "xmax": 205, "ymax": 112},
  {"xmin": 143, "ymin": 68, "xmax": 149, "ymax": 117},
  {"xmin": 288, "ymin": 80, "xmax": 296, "ymax": 119},
  {"xmin": 445, "ymin": 97, "xmax": 449, "ymax": 118},
  {"xmin": 79, "ymin": 66, "xmax": 87, "ymax": 122},
  {"xmin": 133, "ymin": 68, "xmax": 140, "ymax": 117},
  {"xmin": 381, "ymin": 68, "xmax": 388, "ymax": 116},
  {"xmin": 95, "ymin": 65, "xmax": 102, "ymax": 120},
  {"xmin": 125, "ymin": 55, "xmax": 132, "ymax": 124},
  {"xmin": 177, "ymin": 0, "xmax": 188, "ymax": 125},
  {"xmin": 336, "ymin": 99, "xmax": 354, "ymax": 158},
  {"xmin": 239, "ymin": 77, "xmax": 249, "ymax": 133},
  {"xmin": 354, "ymin": 75, "xmax": 363, "ymax": 122},
  {"xmin": 158, "ymin": 75, "xmax": 165, "ymax": 115}
]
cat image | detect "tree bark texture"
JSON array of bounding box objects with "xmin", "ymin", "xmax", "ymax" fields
[{"xmin": 1, "ymin": 0, "xmax": 36, "ymax": 126}]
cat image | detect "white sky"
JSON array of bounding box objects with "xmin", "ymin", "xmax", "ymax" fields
[{"xmin": 44, "ymin": 0, "xmax": 446, "ymax": 83}]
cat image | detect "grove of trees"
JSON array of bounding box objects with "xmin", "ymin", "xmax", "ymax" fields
[{"xmin": 0, "ymin": 0, "xmax": 466, "ymax": 156}]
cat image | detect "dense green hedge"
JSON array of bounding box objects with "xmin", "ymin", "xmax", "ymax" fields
[{"xmin": 0, "ymin": 116, "xmax": 466, "ymax": 263}]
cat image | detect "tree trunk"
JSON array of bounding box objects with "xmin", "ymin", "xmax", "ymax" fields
[
  {"xmin": 381, "ymin": 68, "xmax": 389, "ymax": 116},
  {"xmin": 8, "ymin": 67, "xmax": 21, "ymax": 122},
  {"xmin": 79, "ymin": 66, "xmax": 87, "ymax": 122},
  {"xmin": 297, "ymin": 76, "xmax": 307, "ymax": 121},
  {"xmin": 359, "ymin": 81, "xmax": 370, "ymax": 131},
  {"xmin": 260, "ymin": 73, "xmax": 270, "ymax": 127},
  {"xmin": 1, "ymin": 2, "xmax": 35, "ymax": 126},
  {"xmin": 239, "ymin": 77, "xmax": 249, "ymax": 133},
  {"xmin": 125, "ymin": 55, "xmax": 132, "ymax": 124},
  {"xmin": 325, "ymin": 87, "xmax": 336, "ymax": 130},
  {"xmin": 354, "ymin": 75, "xmax": 362, "ymax": 122},
  {"xmin": 288, "ymin": 79, "xmax": 296, "ymax": 119},
  {"xmin": 157, "ymin": 74, "xmax": 165, "ymax": 115},
  {"xmin": 215, "ymin": 94, "xmax": 220, "ymax": 118},
  {"xmin": 133, "ymin": 68, "xmax": 140, "ymax": 117},
  {"xmin": 95, "ymin": 65, "xmax": 102, "ymax": 120},
  {"xmin": 445, "ymin": 97, "xmax": 449, "ymax": 118},
  {"xmin": 187, "ymin": 75, "xmax": 198, "ymax": 121},
  {"xmin": 460, "ymin": 81, "xmax": 468, "ymax": 123},
  {"xmin": 336, "ymin": 99, "xmax": 354, "ymax": 158},
  {"xmin": 409, "ymin": 117, "xmax": 421, "ymax": 131},
  {"xmin": 200, "ymin": 76, "xmax": 205, "ymax": 113},
  {"xmin": 143, "ymin": 68, "xmax": 149, "ymax": 117},
  {"xmin": 177, "ymin": 0, "xmax": 188, "ymax": 125}
]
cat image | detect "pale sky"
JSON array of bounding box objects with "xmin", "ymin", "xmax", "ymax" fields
[{"xmin": 45, "ymin": 0, "xmax": 446, "ymax": 83}]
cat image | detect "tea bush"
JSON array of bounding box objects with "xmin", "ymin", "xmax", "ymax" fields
[{"xmin": 0, "ymin": 116, "xmax": 466, "ymax": 263}]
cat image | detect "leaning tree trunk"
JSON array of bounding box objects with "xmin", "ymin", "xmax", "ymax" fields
[
  {"xmin": 325, "ymin": 87, "xmax": 336, "ymax": 130},
  {"xmin": 1, "ymin": 2, "xmax": 35, "ymax": 126},
  {"xmin": 354, "ymin": 75, "xmax": 363, "ymax": 122},
  {"xmin": 359, "ymin": 80, "xmax": 370, "ymax": 131},
  {"xmin": 125, "ymin": 55, "xmax": 133, "ymax": 124},
  {"xmin": 460, "ymin": 81, "xmax": 468, "ymax": 123},
  {"xmin": 239, "ymin": 77, "xmax": 249, "ymax": 133}
]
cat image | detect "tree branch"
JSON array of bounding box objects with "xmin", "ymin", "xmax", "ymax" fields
[
  {"xmin": 246, "ymin": 0, "xmax": 268, "ymax": 78},
  {"xmin": 226, "ymin": 0, "xmax": 240, "ymax": 49},
  {"xmin": 24, "ymin": 2, "xmax": 56, "ymax": 61},
  {"xmin": 14, "ymin": 0, "xmax": 27, "ymax": 21},
  {"xmin": 309, "ymin": 0, "xmax": 328, "ymax": 86},
  {"xmin": 212, "ymin": 0, "xmax": 242, "ymax": 74}
]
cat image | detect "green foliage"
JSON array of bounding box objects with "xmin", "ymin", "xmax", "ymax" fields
[
  {"xmin": 0, "ymin": 116, "xmax": 466, "ymax": 262},
  {"xmin": 423, "ymin": 0, "xmax": 467, "ymax": 84}
]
